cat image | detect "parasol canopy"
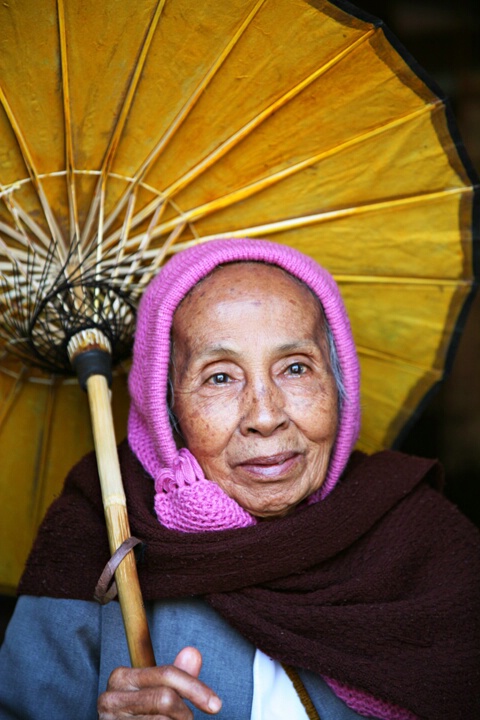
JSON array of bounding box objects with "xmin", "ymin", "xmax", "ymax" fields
[{"xmin": 0, "ymin": 0, "xmax": 477, "ymax": 593}]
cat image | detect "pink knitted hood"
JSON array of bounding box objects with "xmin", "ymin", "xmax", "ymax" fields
[{"xmin": 128, "ymin": 238, "xmax": 360, "ymax": 531}]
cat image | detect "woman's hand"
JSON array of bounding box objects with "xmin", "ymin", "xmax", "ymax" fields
[{"xmin": 97, "ymin": 646, "xmax": 222, "ymax": 719}]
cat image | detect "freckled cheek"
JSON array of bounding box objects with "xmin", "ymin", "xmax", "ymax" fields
[
  {"xmin": 177, "ymin": 395, "xmax": 240, "ymax": 450},
  {"xmin": 285, "ymin": 389, "xmax": 338, "ymax": 439}
]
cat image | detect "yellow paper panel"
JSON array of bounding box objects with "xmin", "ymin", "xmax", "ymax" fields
[
  {"xmin": 0, "ymin": 106, "xmax": 30, "ymax": 188},
  {"xmin": 0, "ymin": 368, "xmax": 129, "ymax": 593},
  {"xmin": 112, "ymin": 0, "xmax": 267, "ymax": 178},
  {"xmin": 160, "ymin": 29, "xmax": 444, "ymax": 206},
  {"xmin": 141, "ymin": 0, "xmax": 371, "ymax": 191},
  {"xmin": 188, "ymin": 192, "xmax": 473, "ymax": 283},
  {"xmin": 342, "ymin": 282, "xmax": 470, "ymax": 378},
  {"xmin": 357, "ymin": 353, "xmax": 441, "ymax": 450},
  {"xmin": 36, "ymin": 372, "xmax": 129, "ymax": 518},
  {"xmin": 182, "ymin": 109, "xmax": 466, "ymax": 238},
  {"xmin": 62, "ymin": 0, "xmax": 159, "ymax": 172},
  {"xmin": 0, "ymin": 379, "xmax": 57, "ymax": 591},
  {"xmin": 0, "ymin": 0, "xmax": 65, "ymax": 175},
  {"xmin": 34, "ymin": 383, "xmax": 92, "ymax": 517}
]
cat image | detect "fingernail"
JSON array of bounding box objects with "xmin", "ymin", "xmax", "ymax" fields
[{"xmin": 208, "ymin": 696, "xmax": 222, "ymax": 712}]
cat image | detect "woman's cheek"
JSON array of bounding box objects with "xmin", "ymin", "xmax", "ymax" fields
[
  {"xmin": 284, "ymin": 380, "xmax": 321, "ymax": 411},
  {"xmin": 287, "ymin": 383, "xmax": 337, "ymax": 435},
  {"xmin": 182, "ymin": 392, "xmax": 238, "ymax": 447},
  {"xmin": 199, "ymin": 387, "xmax": 239, "ymax": 416}
]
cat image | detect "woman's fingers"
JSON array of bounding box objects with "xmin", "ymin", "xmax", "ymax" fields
[
  {"xmin": 98, "ymin": 681, "xmax": 193, "ymax": 720},
  {"xmin": 98, "ymin": 650, "xmax": 222, "ymax": 719}
]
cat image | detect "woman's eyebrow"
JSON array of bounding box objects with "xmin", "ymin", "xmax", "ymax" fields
[
  {"xmin": 193, "ymin": 344, "xmax": 241, "ymax": 360},
  {"xmin": 276, "ymin": 340, "xmax": 320, "ymax": 353},
  {"xmin": 194, "ymin": 339, "xmax": 321, "ymax": 359}
]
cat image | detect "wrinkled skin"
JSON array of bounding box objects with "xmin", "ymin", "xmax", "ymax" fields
[
  {"xmin": 99, "ymin": 263, "xmax": 338, "ymax": 717},
  {"xmin": 98, "ymin": 647, "xmax": 222, "ymax": 719},
  {"xmin": 172, "ymin": 262, "xmax": 338, "ymax": 518}
]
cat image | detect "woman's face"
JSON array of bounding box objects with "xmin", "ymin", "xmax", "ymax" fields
[{"xmin": 171, "ymin": 263, "xmax": 339, "ymax": 518}]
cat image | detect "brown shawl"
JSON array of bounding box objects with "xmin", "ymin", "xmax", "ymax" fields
[{"xmin": 19, "ymin": 441, "xmax": 480, "ymax": 719}]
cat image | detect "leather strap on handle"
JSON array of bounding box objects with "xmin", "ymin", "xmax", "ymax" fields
[{"xmin": 94, "ymin": 536, "xmax": 143, "ymax": 605}]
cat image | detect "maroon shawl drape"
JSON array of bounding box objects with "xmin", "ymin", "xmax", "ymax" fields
[{"xmin": 19, "ymin": 441, "xmax": 480, "ymax": 719}]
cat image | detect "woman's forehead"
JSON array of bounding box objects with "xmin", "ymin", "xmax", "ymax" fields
[
  {"xmin": 177, "ymin": 261, "xmax": 321, "ymax": 311},
  {"xmin": 172, "ymin": 262, "xmax": 327, "ymax": 351}
]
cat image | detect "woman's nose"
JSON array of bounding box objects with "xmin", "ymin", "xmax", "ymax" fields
[{"xmin": 239, "ymin": 380, "xmax": 289, "ymax": 436}]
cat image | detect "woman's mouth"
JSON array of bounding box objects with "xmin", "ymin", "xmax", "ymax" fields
[{"xmin": 236, "ymin": 452, "xmax": 301, "ymax": 478}]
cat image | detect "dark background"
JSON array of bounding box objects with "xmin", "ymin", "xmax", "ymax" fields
[{"xmin": 1, "ymin": 0, "xmax": 479, "ymax": 641}]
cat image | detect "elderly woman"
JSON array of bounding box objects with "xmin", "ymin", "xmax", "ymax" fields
[{"xmin": 0, "ymin": 238, "xmax": 479, "ymax": 720}]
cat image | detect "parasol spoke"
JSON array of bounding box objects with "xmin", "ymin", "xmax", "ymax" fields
[
  {"xmin": 0, "ymin": 364, "xmax": 27, "ymax": 432},
  {"xmin": 0, "ymin": 87, "xmax": 66, "ymax": 261},
  {"xmin": 80, "ymin": 0, "xmax": 167, "ymax": 251},
  {"xmin": 0, "ymin": 223, "xmax": 37, "ymax": 255},
  {"xmin": 332, "ymin": 275, "xmax": 472, "ymax": 286},
  {"xmin": 101, "ymin": 26, "xmax": 377, "ymax": 246},
  {"xmin": 101, "ymin": 0, "xmax": 268, "ymax": 237},
  {"xmin": 0, "ymin": 237, "xmax": 33, "ymax": 285},
  {"xmin": 114, "ymin": 201, "xmax": 167, "ymax": 293},
  {"xmin": 109, "ymin": 215, "xmax": 186, "ymax": 297},
  {"xmin": 119, "ymin": 183, "xmax": 473, "ymax": 258},
  {"xmin": 131, "ymin": 221, "xmax": 187, "ymax": 293},
  {"xmin": 117, "ymin": 99, "xmax": 447, "ymax": 239},
  {"xmin": 29, "ymin": 379, "xmax": 57, "ymax": 528},
  {"xmin": 100, "ymin": 185, "xmax": 182, "ymax": 259},
  {"xmin": 1, "ymin": 186, "xmax": 54, "ymax": 254},
  {"xmin": 95, "ymin": 179, "xmax": 107, "ymax": 285},
  {"xmin": 356, "ymin": 345, "xmax": 447, "ymax": 374},
  {"xmin": 111, "ymin": 189, "xmax": 140, "ymax": 279},
  {"xmin": 57, "ymin": 0, "xmax": 81, "ymax": 255}
]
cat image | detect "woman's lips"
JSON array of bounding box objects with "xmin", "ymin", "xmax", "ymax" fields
[{"xmin": 236, "ymin": 452, "xmax": 301, "ymax": 478}]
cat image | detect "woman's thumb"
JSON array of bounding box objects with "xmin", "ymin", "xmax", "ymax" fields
[{"xmin": 173, "ymin": 646, "xmax": 203, "ymax": 678}]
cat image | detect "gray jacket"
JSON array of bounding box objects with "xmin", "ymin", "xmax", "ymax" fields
[{"xmin": 0, "ymin": 595, "xmax": 366, "ymax": 719}]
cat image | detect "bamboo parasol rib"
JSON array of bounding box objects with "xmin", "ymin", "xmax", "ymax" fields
[{"xmin": 0, "ymin": 0, "xmax": 477, "ymax": 669}]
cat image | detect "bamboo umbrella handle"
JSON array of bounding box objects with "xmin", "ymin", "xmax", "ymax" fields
[{"xmin": 86, "ymin": 373, "xmax": 156, "ymax": 668}]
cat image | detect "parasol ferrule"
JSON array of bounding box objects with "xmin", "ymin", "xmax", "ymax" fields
[{"xmin": 68, "ymin": 328, "xmax": 113, "ymax": 390}]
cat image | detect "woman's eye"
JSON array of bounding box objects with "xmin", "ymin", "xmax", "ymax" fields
[
  {"xmin": 208, "ymin": 372, "xmax": 230, "ymax": 385},
  {"xmin": 287, "ymin": 362, "xmax": 307, "ymax": 376}
]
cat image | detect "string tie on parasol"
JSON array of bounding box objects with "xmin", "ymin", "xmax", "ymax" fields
[{"xmin": 154, "ymin": 448, "xmax": 256, "ymax": 532}]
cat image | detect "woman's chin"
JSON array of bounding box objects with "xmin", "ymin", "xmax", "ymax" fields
[{"xmin": 232, "ymin": 490, "xmax": 308, "ymax": 519}]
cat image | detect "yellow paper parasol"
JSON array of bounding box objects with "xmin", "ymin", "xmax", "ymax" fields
[{"xmin": 0, "ymin": 0, "xmax": 477, "ymax": 603}]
